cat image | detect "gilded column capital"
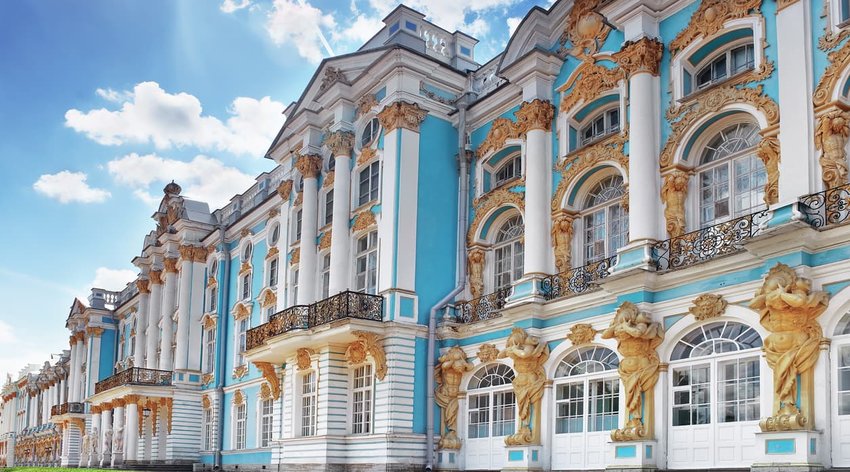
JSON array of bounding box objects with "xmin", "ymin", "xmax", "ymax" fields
[
  {"xmin": 614, "ymin": 37, "xmax": 664, "ymax": 78},
  {"xmin": 324, "ymin": 130, "xmax": 354, "ymax": 156},
  {"xmin": 149, "ymin": 269, "xmax": 163, "ymax": 285},
  {"xmin": 112, "ymin": 398, "xmax": 126, "ymax": 408},
  {"xmin": 124, "ymin": 394, "xmax": 140, "ymax": 404},
  {"xmin": 276, "ymin": 179, "xmax": 293, "ymax": 199},
  {"xmin": 295, "ymin": 154, "xmax": 323, "ymax": 179},
  {"xmin": 377, "ymin": 101, "xmax": 428, "ymax": 132},
  {"xmin": 192, "ymin": 246, "xmax": 209, "ymax": 263},
  {"xmin": 86, "ymin": 327, "xmax": 104, "ymax": 338},
  {"xmin": 516, "ymin": 99, "xmax": 555, "ymax": 133},
  {"xmin": 136, "ymin": 279, "xmax": 150, "ymax": 294},
  {"xmin": 91, "ymin": 405, "xmax": 101, "ymax": 414},
  {"xmin": 178, "ymin": 245, "xmax": 195, "ymax": 262},
  {"xmin": 163, "ymin": 257, "xmax": 179, "ymax": 274}
]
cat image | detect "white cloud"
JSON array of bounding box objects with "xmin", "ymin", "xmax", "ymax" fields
[
  {"xmin": 65, "ymin": 82, "xmax": 286, "ymax": 157},
  {"xmin": 91, "ymin": 267, "xmax": 137, "ymax": 292},
  {"xmin": 333, "ymin": 13, "xmax": 384, "ymax": 44},
  {"xmin": 33, "ymin": 171, "xmax": 111, "ymax": 204},
  {"xmin": 266, "ymin": 0, "xmax": 336, "ymax": 63},
  {"xmin": 220, "ymin": 0, "xmax": 251, "ymax": 13},
  {"xmin": 106, "ymin": 152, "xmax": 257, "ymax": 209},
  {"xmin": 506, "ymin": 16, "xmax": 522, "ymax": 37},
  {"xmin": 365, "ymin": 0, "xmax": 520, "ymax": 35}
]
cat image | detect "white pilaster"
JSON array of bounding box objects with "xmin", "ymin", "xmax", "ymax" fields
[
  {"xmin": 159, "ymin": 258, "xmax": 178, "ymax": 371},
  {"xmin": 296, "ymin": 155, "xmax": 322, "ymax": 305},
  {"xmin": 523, "ymin": 125, "xmax": 553, "ymax": 275},
  {"xmin": 327, "ymin": 132, "xmax": 354, "ymax": 295},
  {"xmin": 187, "ymin": 258, "xmax": 207, "ymax": 371},
  {"xmin": 146, "ymin": 271, "xmax": 163, "ymax": 369},
  {"xmin": 627, "ymin": 71, "xmax": 661, "ymax": 242},
  {"xmin": 87, "ymin": 331, "xmax": 102, "ymax": 401},
  {"xmin": 174, "ymin": 250, "xmax": 194, "ymax": 371},
  {"xmin": 125, "ymin": 401, "xmax": 139, "ymax": 462},
  {"xmin": 134, "ymin": 282, "xmax": 149, "ymax": 367},
  {"xmin": 68, "ymin": 338, "xmax": 79, "ymax": 403}
]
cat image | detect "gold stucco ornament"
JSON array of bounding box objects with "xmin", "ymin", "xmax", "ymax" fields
[
  {"xmin": 688, "ymin": 293, "xmax": 727, "ymax": 321},
  {"xmin": 661, "ymin": 170, "xmax": 689, "ymax": 237},
  {"xmin": 602, "ymin": 302, "xmax": 664, "ymax": 441},
  {"xmin": 497, "ymin": 328, "xmax": 550, "ymax": 445},
  {"xmin": 477, "ymin": 343, "xmax": 499, "ymax": 363},
  {"xmin": 467, "ymin": 248, "xmax": 485, "ymax": 300},
  {"xmin": 814, "ymin": 109, "xmax": 850, "ymax": 189},
  {"xmin": 551, "ymin": 212, "xmax": 575, "ymax": 274},
  {"xmin": 434, "ymin": 346, "xmax": 474, "ymax": 450},
  {"xmin": 750, "ymin": 263, "xmax": 829, "ymax": 431}
]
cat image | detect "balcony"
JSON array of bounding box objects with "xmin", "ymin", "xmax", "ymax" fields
[
  {"xmin": 50, "ymin": 402, "xmax": 83, "ymax": 417},
  {"xmin": 246, "ymin": 291, "xmax": 384, "ymax": 351},
  {"xmin": 798, "ymin": 183, "xmax": 850, "ymax": 230},
  {"xmin": 541, "ymin": 255, "xmax": 617, "ymax": 301},
  {"xmin": 94, "ymin": 367, "xmax": 172, "ymax": 394},
  {"xmin": 454, "ymin": 287, "xmax": 511, "ymax": 324},
  {"xmin": 652, "ymin": 209, "xmax": 770, "ymax": 271}
]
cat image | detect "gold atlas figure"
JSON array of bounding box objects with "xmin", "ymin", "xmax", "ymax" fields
[
  {"xmin": 498, "ymin": 328, "xmax": 550, "ymax": 445},
  {"xmin": 434, "ymin": 346, "xmax": 474, "ymax": 450},
  {"xmin": 750, "ymin": 263, "xmax": 828, "ymax": 431}
]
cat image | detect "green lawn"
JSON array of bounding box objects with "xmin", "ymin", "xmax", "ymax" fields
[{"xmin": 5, "ymin": 468, "xmax": 103, "ymax": 472}]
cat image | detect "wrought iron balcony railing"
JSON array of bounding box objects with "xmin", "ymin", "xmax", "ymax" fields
[
  {"xmin": 653, "ymin": 209, "xmax": 770, "ymax": 272},
  {"xmin": 798, "ymin": 183, "xmax": 850, "ymax": 230},
  {"xmin": 541, "ymin": 255, "xmax": 617, "ymax": 301},
  {"xmin": 50, "ymin": 402, "xmax": 83, "ymax": 417},
  {"xmin": 94, "ymin": 367, "xmax": 172, "ymax": 394},
  {"xmin": 454, "ymin": 287, "xmax": 512, "ymax": 324},
  {"xmin": 246, "ymin": 291, "xmax": 384, "ymax": 351}
]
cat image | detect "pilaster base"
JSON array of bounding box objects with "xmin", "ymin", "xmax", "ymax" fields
[
  {"xmin": 112, "ymin": 451, "xmax": 124, "ymax": 467},
  {"xmin": 501, "ymin": 445, "xmax": 544, "ymax": 471},
  {"xmin": 612, "ymin": 241, "xmax": 656, "ymax": 273},
  {"xmin": 606, "ymin": 439, "xmax": 657, "ymax": 472},
  {"xmin": 505, "ymin": 274, "xmax": 547, "ymax": 306},
  {"xmin": 750, "ymin": 430, "xmax": 824, "ymax": 472},
  {"xmin": 435, "ymin": 449, "xmax": 460, "ymax": 470}
]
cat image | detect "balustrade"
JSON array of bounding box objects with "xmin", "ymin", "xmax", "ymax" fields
[{"xmin": 798, "ymin": 183, "xmax": 850, "ymax": 229}]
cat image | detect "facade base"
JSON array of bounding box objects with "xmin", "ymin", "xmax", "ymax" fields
[
  {"xmin": 751, "ymin": 430, "xmax": 825, "ymax": 472},
  {"xmin": 606, "ymin": 439, "xmax": 658, "ymax": 472},
  {"xmin": 500, "ymin": 445, "xmax": 544, "ymax": 471}
]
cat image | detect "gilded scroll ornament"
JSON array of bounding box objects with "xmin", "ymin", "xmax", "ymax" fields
[
  {"xmin": 613, "ymin": 37, "xmax": 663, "ymax": 78},
  {"xmin": 814, "ymin": 39, "xmax": 850, "ymax": 108},
  {"xmin": 815, "ymin": 109, "xmax": 850, "ymax": 189},
  {"xmin": 756, "ymin": 134, "xmax": 780, "ymax": 204},
  {"xmin": 136, "ymin": 279, "xmax": 150, "ymax": 295},
  {"xmin": 357, "ymin": 147, "xmax": 377, "ymax": 166},
  {"xmin": 232, "ymin": 302, "xmax": 251, "ymax": 321},
  {"xmin": 259, "ymin": 383, "xmax": 272, "ymax": 401},
  {"xmin": 661, "ymin": 170, "xmax": 690, "ymax": 237},
  {"xmin": 276, "ymin": 179, "xmax": 293, "ymax": 199},
  {"xmin": 552, "ymin": 131, "xmax": 628, "ymax": 211},
  {"xmin": 201, "ymin": 373, "xmax": 214, "ymax": 386},
  {"xmin": 319, "ymin": 230, "xmax": 332, "ymax": 250},
  {"xmin": 750, "ymin": 263, "xmax": 829, "ymax": 431},
  {"xmin": 688, "ymin": 293, "xmax": 727, "ymax": 321},
  {"xmin": 477, "ymin": 343, "xmax": 499, "ymax": 363},
  {"xmin": 468, "ymin": 183, "xmax": 525, "ymax": 243},
  {"xmin": 163, "ymin": 257, "xmax": 179, "ymax": 274},
  {"xmin": 296, "ymin": 348, "xmax": 315, "ymax": 371},
  {"xmin": 295, "ymin": 154, "xmax": 322, "ymax": 179},
  {"xmin": 201, "ymin": 395, "xmax": 211, "ymax": 410},
  {"xmin": 232, "ymin": 365, "xmax": 248, "ymax": 380},
  {"xmin": 601, "ymin": 302, "xmax": 664, "ymax": 441},
  {"xmin": 149, "ymin": 269, "xmax": 163, "ymax": 285},
  {"xmin": 434, "ymin": 346, "xmax": 474, "ymax": 450},
  {"xmin": 515, "ymin": 99, "xmax": 555, "ymax": 133},
  {"xmin": 377, "ymin": 101, "xmax": 428, "ymax": 132},
  {"xmin": 566, "ymin": 323, "xmax": 597, "ymax": 346},
  {"xmin": 322, "ymin": 170, "xmax": 334, "ymax": 189},
  {"xmin": 239, "ymin": 261, "xmax": 252, "ymax": 276},
  {"xmin": 669, "ymin": 0, "xmax": 762, "ymax": 54},
  {"xmin": 290, "ymin": 248, "xmax": 300, "ymax": 266},
  {"xmin": 559, "ymin": 0, "xmax": 610, "ymax": 60},
  {"xmin": 497, "ymin": 328, "xmax": 550, "ymax": 445},
  {"xmin": 266, "ymin": 246, "xmax": 279, "ymax": 260},
  {"xmin": 552, "ymin": 212, "xmax": 576, "ymax": 274},
  {"xmin": 476, "ymin": 118, "xmax": 524, "ymax": 158},
  {"xmin": 559, "ymin": 63, "xmax": 624, "ymax": 112},
  {"xmin": 233, "ymin": 389, "xmax": 245, "ymax": 405},
  {"xmin": 352, "ymin": 209, "xmax": 377, "ymax": 232},
  {"xmin": 324, "ymin": 130, "xmax": 354, "ymax": 156},
  {"xmin": 356, "ymin": 94, "xmax": 378, "ymax": 117},
  {"xmin": 253, "ymin": 362, "xmax": 281, "ymax": 400},
  {"xmin": 258, "ymin": 288, "xmax": 276, "ymax": 308},
  {"xmin": 193, "ymin": 245, "xmax": 210, "ymax": 262},
  {"xmin": 467, "ymin": 248, "xmax": 485, "ymax": 301},
  {"xmin": 346, "ymin": 331, "xmax": 387, "ymax": 380}
]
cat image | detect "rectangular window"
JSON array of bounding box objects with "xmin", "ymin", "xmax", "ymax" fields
[
  {"xmin": 292, "ymin": 269, "xmax": 299, "ymax": 305},
  {"xmin": 321, "ymin": 253, "xmax": 331, "ymax": 299},
  {"xmin": 268, "ymin": 258, "xmax": 278, "ymax": 287},
  {"xmin": 555, "ymin": 382, "xmax": 584, "ymax": 434},
  {"xmin": 204, "ymin": 328, "xmax": 216, "ymax": 374},
  {"xmin": 324, "ymin": 189, "xmax": 334, "ymax": 226},
  {"xmin": 717, "ymin": 357, "xmax": 760, "ymax": 422},
  {"xmin": 467, "ymin": 393, "xmax": 490, "ymax": 438},
  {"xmin": 351, "ymin": 364, "xmax": 373, "ymax": 434},
  {"xmin": 241, "ymin": 274, "xmax": 251, "ymax": 300},
  {"xmin": 840, "ymin": 345, "xmax": 850, "ymax": 415},
  {"xmin": 672, "ymin": 364, "xmax": 711, "ymax": 426},
  {"xmin": 492, "ymin": 391, "xmax": 516, "ymax": 437},
  {"xmin": 295, "ymin": 209, "xmax": 303, "ymax": 241},
  {"xmin": 203, "ymin": 408, "xmax": 214, "ymax": 450},
  {"xmin": 235, "ymin": 319, "xmax": 248, "ymax": 366},
  {"xmin": 235, "ymin": 403, "xmax": 247, "ymax": 450},
  {"xmin": 355, "ymin": 231, "xmax": 378, "ymax": 294},
  {"xmin": 301, "ymin": 371, "xmax": 317, "ymax": 436},
  {"xmin": 358, "ymin": 162, "xmax": 380, "ymax": 206},
  {"xmin": 588, "ymin": 378, "xmax": 619, "ymax": 432},
  {"xmin": 260, "ymin": 398, "xmax": 274, "ymax": 447},
  {"xmin": 209, "ymin": 286, "xmax": 217, "ymax": 312}
]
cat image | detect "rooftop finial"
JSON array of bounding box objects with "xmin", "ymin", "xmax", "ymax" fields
[{"xmin": 164, "ymin": 180, "xmax": 182, "ymax": 196}]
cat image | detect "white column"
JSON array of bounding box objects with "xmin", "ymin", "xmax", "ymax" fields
[
  {"xmin": 111, "ymin": 403, "xmax": 125, "ymax": 467},
  {"xmin": 125, "ymin": 401, "xmax": 139, "ymax": 462},
  {"xmin": 86, "ymin": 330, "xmax": 103, "ymax": 401},
  {"xmin": 76, "ymin": 338, "xmax": 86, "ymax": 402},
  {"xmin": 776, "ymin": 0, "xmax": 816, "ymax": 203},
  {"xmin": 146, "ymin": 271, "xmax": 163, "ymax": 369},
  {"xmin": 326, "ymin": 131, "xmax": 354, "ymax": 294},
  {"xmin": 134, "ymin": 280, "xmax": 149, "ymax": 367},
  {"xmin": 519, "ymin": 100, "xmax": 555, "ymax": 276},
  {"xmin": 99, "ymin": 407, "xmax": 112, "ymax": 467},
  {"xmin": 295, "ymin": 155, "xmax": 322, "ymax": 305},
  {"xmin": 67, "ymin": 336, "xmax": 79, "ymax": 403},
  {"xmin": 58, "ymin": 378, "xmax": 65, "ymax": 404},
  {"xmin": 156, "ymin": 402, "xmax": 167, "ymax": 461},
  {"xmin": 174, "ymin": 248, "xmax": 194, "ymax": 371},
  {"xmin": 159, "ymin": 258, "xmax": 179, "ymax": 371},
  {"xmin": 187, "ymin": 256, "xmax": 207, "ymax": 371},
  {"xmin": 619, "ymin": 37, "xmax": 663, "ymax": 243}
]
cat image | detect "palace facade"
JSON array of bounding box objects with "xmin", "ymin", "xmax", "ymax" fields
[{"xmin": 4, "ymin": 0, "xmax": 850, "ymax": 471}]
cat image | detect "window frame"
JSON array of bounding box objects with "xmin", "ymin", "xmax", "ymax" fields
[
  {"xmin": 579, "ymin": 107, "xmax": 620, "ymax": 147},
  {"xmin": 259, "ymin": 397, "xmax": 274, "ymax": 448},
  {"xmin": 354, "ymin": 231, "xmax": 379, "ymax": 294},
  {"xmin": 234, "ymin": 318, "xmax": 249, "ymax": 367},
  {"xmin": 358, "ymin": 161, "xmax": 381, "ymax": 207},
  {"xmin": 323, "ymin": 189, "xmax": 334, "ymax": 226},
  {"xmin": 466, "ymin": 364, "xmax": 517, "ymax": 440},
  {"xmin": 492, "ymin": 215, "xmax": 524, "ymax": 291},
  {"xmin": 350, "ymin": 363, "xmax": 375, "ymax": 435},
  {"xmin": 359, "ymin": 117, "xmax": 381, "ymax": 149},
  {"xmin": 492, "ymin": 154, "xmax": 522, "ymax": 188},
  {"xmin": 202, "ymin": 406, "xmax": 214, "ymax": 451},
  {"xmin": 204, "ymin": 327, "xmax": 216, "ymax": 374},
  {"xmin": 553, "ymin": 346, "xmax": 621, "ymax": 435},
  {"xmin": 579, "ymin": 174, "xmax": 628, "ymax": 265},
  {"xmin": 300, "ymin": 370, "xmax": 318, "ymax": 437},
  {"xmin": 320, "ymin": 253, "xmax": 331, "ymax": 299},
  {"xmin": 234, "ymin": 401, "xmax": 247, "ymax": 450},
  {"xmin": 268, "ymin": 257, "xmax": 279, "ymax": 287}
]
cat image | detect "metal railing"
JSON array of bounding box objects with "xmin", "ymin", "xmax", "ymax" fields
[
  {"xmin": 50, "ymin": 402, "xmax": 83, "ymax": 417},
  {"xmin": 541, "ymin": 255, "xmax": 618, "ymax": 301},
  {"xmin": 94, "ymin": 367, "xmax": 172, "ymax": 394},
  {"xmin": 246, "ymin": 291, "xmax": 384, "ymax": 351},
  {"xmin": 652, "ymin": 209, "xmax": 770, "ymax": 271},
  {"xmin": 454, "ymin": 287, "xmax": 512, "ymax": 324},
  {"xmin": 798, "ymin": 183, "xmax": 850, "ymax": 229}
]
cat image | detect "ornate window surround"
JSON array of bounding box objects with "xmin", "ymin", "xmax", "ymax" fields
[
  {"xmin": 568, "ymin": 98, "xmax": 624, "ymax": 152},
  {"xmin": 476, "ymin": 145, "xmax": 524, "ymax": 198},
  {"xmin": 468, "ymin": 207, "xmax": 525, "ymax": 298},
  {"xmin": 572, "ymin": 170, "xmax": 629, "ymax": 267}
]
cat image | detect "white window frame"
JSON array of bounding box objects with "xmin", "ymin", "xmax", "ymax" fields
[
  {"xmin": 234, "ymin": 318, "xmax": 249, "ymax": 367},
  {"xmin": 579, "ymin": 107, "xmax": 620, "ymax": 147},
  {"xmin": 466, "ymin": 364, "xmax": 517, "ymax": 440},
  {"xmin": 552, "ymin": 347, "xmax": 620, "ymax": 435},
  {"xmin": 241, "ymin": 273, "xmax": 252, "ymax": 301},
  {"xmin": 320, "ymin": 253, "xmax": 331, "ymax": 299},
  {"xmin": 293, "ymin": 209, "xmax": 303, "ymax": 241},
  {"xmin": 233, "ymin": 402, "xmax": 247, "ymax": 450},
  {"xmin": 354, "ymin": 231, "xmax": 378, "ymax": 294},
  {"xmin": 259, "ymin": 397, "xmax": 274, "ymax": 448},
  {"xmin": 689, "ymin": 42, "xmax": 755, "ymax": 95},
  {"xmin": 268, "ymin": 222, "xmax": 281, "ymax": 247},
  {"xmin": 578, "ymin": 174, "xmax": 628, "ymax": 265},
  {"xmin": 291, "ymin": 268, "xmax": 299, "ymax": 305},
  {"xmin": 492, "ymin": 154, "xmax": 522, "ymax": 188},
  {"xmin": 358, "ymin": 161, "xmax": 381, "ymax": 207},
  {"xmin": 268, "ymin": 257, "xmax": 279, "ymax": 287},
  {"xmin": 300, "ymin": 370, "xmax": 318, "ymax": 437},
  {"xmin": 350, "ymin": 364, "xmax": 374, "ymax": 435},
  {"xmin": 491, "ymin": 215, "xmax": 524, "ymax": 292},
  {"xmin": 204, "ymin": 327, "xmax": 216, "ymax": 374},
  {"xmin": 359, "ymin": 117, "xmax": 381, "ymax": 149},
  {"xmin": 202, "ymin": 406, "xmax": 214, "ymax": 450},
  {"xmin": 323, "ymin": 189, "xmax": 334, "ymax": 226}
]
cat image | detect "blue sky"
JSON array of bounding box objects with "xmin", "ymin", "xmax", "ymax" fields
[{"xmin": 0, "ymin": 0, "xmax": 551, "ymax": 380}]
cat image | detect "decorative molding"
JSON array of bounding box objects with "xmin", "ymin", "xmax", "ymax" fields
[
  {"xmin": 179, "ymin": 244, "xmax": 195, "ymax": 262},
  {"xmin": 669, "ymin": 0, "xmax": 762, "ymax": 54},
  {"xmin": 476, "ymin": 117, "xmax": 523, "ymax": 158},
  {"xmin": 294, "ymin": 191, "xmax": 303, "ymax": 206},
  {"xmin": 435, "ymin": 346, "xmax": 474, "ymax": 450},
  {"xmin": 661, "ymin": 170, "xmax": 690, "ymax": 237},
  {"xmin": 557, "ymin": 0, "xmax": 611, "ymax": 60},
  {"xmin": 149, "ymin": 269, "xmax": 163, "ymax": 285},
  {"xmin": 552, "ymin": 130, "xmax": 629, "ymax": 211},
  {"xmin": 163, "ymin": 257, "xmax": 179, "ymax": 274},
  {"xmin": 357, "ymin": 147, "xmax": 377, "ymax": 166},
  {"xmin": 276, "ymin": 179, "xmax": 293, "ymax": 199},
  {"xmin": 352, "ymin": 209, "xmax": 377, "ymax": 232},
  {"xmin": 266, "ymin": 246, "xmax": 279, "ymax": 260},
  {"xmin": 232, "ymin": 301, "xmax": 251, "ymax": 321},
  {"xmin": 601, "ymin": 302, "xmax": 664, "ymax": 441},
  {"xmin": 86, "ymin": 327, "xmax": 104, "ymax": 338},
  {"xmin": 345, "ymin": 331, "xmax": 387, "ymax": 380},
  {"xmin": 815, "ymin": 38, "xmax": 850, "ymax": 108},
  {"xmin": 819, "ymin": 28, "xmax": 850, "ymax": 52},
  {"xmin": 497, "ymin": 328, "xmax": 549, "ymax": 445},
  {"xmin": 477, "ymin": 343, "xmax": 499, "ymax": 363},
  {"xmin": 258, "ymin": 288, "xmax": 277, "ymax": 308},
  {"xmin": 566, "ymin": 323, "xmax": 597, "ymax": 346},
  {"xmin": 559, "ymin": 62, "xmax": 624, "ymax": 112},
  {"xmin": 467, "ymin": 248, "xmax": 485, "ymax": 301},
  {"xmin": 296, "ymin": 348, "xmax": 315, "ymax": 371},
  {"xmin": 201, "ymin": 395, "xmax": 211, "ymax": 410},
  {"xmin": 253, "ymin": 362, "xmax": 280, "ymax": 400},
  {"xmin": 268, "ymin": 208, "xmax": 280, "ymax": 218},
  {"xmin": 468, "ymin": 182, "xmax": 525, "ymax": 243},
  {"xmin": 201, "ymin": 373, "xmax": 214, "ymax": 386},
  {"xmin": 318, "ymin": 66, "xmax": 349, "ymax": 93},
  {"xmin": 324, "ymin": 130, "xmax": 354, "ymax": 156},
  {"xmin": 515, "ymin": 99, "xmax": 555, "ymax": 132},
  {"xmin": 319, "ymin": 230, "xmax": 332, "ymax": 250},
  {"xmin": 814, "ymin": 107, "xmax": 850, "ymax": 189},
  {"xmin": 232, "ymin": 389, "xmax": 245, "ymax": 405},
  {"xmin": 688, "ymin": 293, "xmax": 728, "ymax": 321},
  {"xmin": 295, "ymin": 154, "xmax": 322, "ymax": 179},
  {"xmin": 238, "ymin": 261, "xmax": 252, "ymax": 276},
  {"xmin": 377, "ymin": 101, "xmax": 428, "ymax": 132},
  {"xmin": 552, "ymin": 211, "xmax": 576, "ymax": 274},
  {"xmin": 259, "ymin": 382, "xmax": 273, "ymax": 401},
  {"xmin": 776, "ymin": 0, "xmax": 800, "ymax": 13},
  {"xmin": 356, "ymin": 94, "xmax": 379, "ymax": 117},
  {"xmin": 322, "ymin": 170, "xmax": 335, "ymax": 189},
  {"xmin": 750, "ymin": 263, "xmax": 829, "ymax": 431},
  {"xmin": 135, "ymin": 279, "xmax": 150, "ymax": 295},
  {"xmin": 192, "ymin": 245, "xmax": 209, "ymax": 263},
  {"xmin": 613, "ymin": 37, "xmax": 664, "ymax": 77},
  {"xmin": 289, "ymin": 247, "xmax": 300, "ymax": 266},
  {"xmin": 757, "ymin": 132, "xmax": 780, "ymax": 204},
  {"xmin": 232, "ymin": 365, "xmax": 248, "ymax": 380},
  {"xmin": 240, "ymin": 228, "xmax": 253, "ymax": 238}
]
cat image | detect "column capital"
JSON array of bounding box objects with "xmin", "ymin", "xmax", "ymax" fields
[
  {"xmin": 192, "ymin": 245, "xmax": 209, "ymax": 263},
  {"xmin": 124, "ymin": 394, "xmax": 140, "ymax": 404},
  {"xmin": 614, "ymin": 37, "xmax": 663, "ymax": 78},
  {"xmin": 178, "ymin": 245, "xmax": 195, "ymax": 262},
  {"xmin": 516, "ymin": 99, "xmax": 555, "ymax": 133},
  {"xmin": 276, "ymin": 179, "xmax": 293, "ymax": 199},
  {"xmin": 135, "ymin": 279, "xmax": 150, "ymax": 294},
  {"xmin": 86, "ymin": 327, "xmax": 104, "ymax": 338},
  {"xmin": 377, "ymin": 101, "xmax": 428, "ymax": 132},
  {"xmin": 295, "ymin": 154, "xmax": 323, "ymax": 179},
  {"xmin": 149, "ymin": 269, "xmax": 163, "ymax": 285},
  {"xmin": 324, "ymin": 130, "xmax": 354, "ymax": 156},
  {"xmin": 163, "ymin": 257, "xmax": 179, "ymax": 274},
  {"xmin": 112, "ymin": 398, "xmax": 126, "ymax": 408}
]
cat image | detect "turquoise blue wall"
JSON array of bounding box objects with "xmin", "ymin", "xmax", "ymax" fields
[
  {"xmin": 221, "ymin": 383, "xmax": 261, "ymax": 451},
  {"xmin": 98, "ymin": 329, "xmax": 116, "ymax": 381}
]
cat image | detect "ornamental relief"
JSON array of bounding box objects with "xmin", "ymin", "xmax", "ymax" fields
[
  {"xmin": 551, "ymin": 130, "xmax": 629, "ymax": 213},
  {"xmin": 665, "ymin": 60, "xmax": 775, "ymax": 120},
  {"xmin": 253, "ymin": 362, "xmax": 281, "ymax": 400},
  {"xmin": 555, "ymin": 0, "xmax": 611, "ymax": 60},
  {"xmin": 467, "ymin": 182, "xmax": 525, "ymax": 245},
  {"xmin": 566, "ymin": 323, "xmax": 597, "ymax": 346},
  {"xmin": 551, "ymin": 211, "xmax": 576, "ymax": 274},
  {"xmin": 669, "ymin": 0, "xmax": 763, "ymax": 55},
  {"xmin": 434, "ymin": 346, "xmax": 474, "ymax": 450},
  {"xmin": 688, "ymin": 293, "xmax": 727, "ymax": 321},
  {"xmin": 345, "ymin": 331, "xmax": 388, "ymax": 380},
  {"xmin": 660, "ymin": 169, "xmax": 690, "ymax": 238},
  {"xmin": 475, "ymin": 100, "xmax": 554, "ymax": 158},
  {"xmin": 815, "ymin": 108, "xmax": 850, "ymax": 189},
  {"xmin": 814, "ymin": 38, "xmax": 850, "ymax": 109},
  {"xmin": 818, "ymin": 0, "xmax": 850, "ymax": 51},
  {"xmin": 498, "ymin": 328, "xmax": 549, "ymax": 445},
  {"xmin": 558, "ymin": 62, "xmax": 624, "ymax": 113}
]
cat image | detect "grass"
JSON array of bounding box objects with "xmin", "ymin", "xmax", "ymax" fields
[{"xmin": 5, "ymin": 468, "xmax": 104, "ymax": 472}]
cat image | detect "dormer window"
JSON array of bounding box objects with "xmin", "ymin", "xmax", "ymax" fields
[
  {"xmin": 360, "ymin": 118, "xmax": 380, "ymax": 148},
  {"xmin": 693, "ymin": 44, "xmax": 754, "ymax": 93},
  {"xmin": 494, "ymin": 155, "xmax": 522, "ymax": 187},
  {"xmin": 580, "ymin": 108, "xmax": 619, "ymax": 146}
]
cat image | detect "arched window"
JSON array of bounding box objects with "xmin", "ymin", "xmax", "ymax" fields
[
  {"xmin": 468, "ymin": 364, "xmax": 516, "ymax": 439},
  {"xmin": 580, "ymin": 108, "xmax": 620, "ymax": 146},
  {"xmin": 582, "ymin": 175, "xmax": 627, "ymax": 263},
  {"xmin": 242, "ymin": 242, "xmax": 253, "ymax": 262},
  {"xmin": 360, "ymin": 117, "xmax": 380, "ymax": 148},
  {"xmin": 668, "ymin": 321, "xmax": 762, "ymax": 469},
  {"xmin": 553, "ymin": 347, "xmax": 619, "ymax": 435},
  {"xmin": 493, "ymin": 154, "xmax": 522, "ymax": 187},
  {"xmin": 693, "ymin": 44, "xmax": 754, "ymax": 93},
  {"xmin": 493, "ymin": 216, "xmax": 524, "ymax": 290},
  {"xmin": 697, "ymin": 122, "xmax": 765, "ymax": 228},
  {"xmin": 269, "ymin": 223, "xmax": 280, "ymax": 247}
]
